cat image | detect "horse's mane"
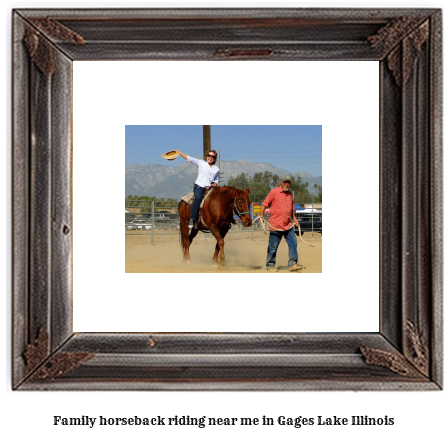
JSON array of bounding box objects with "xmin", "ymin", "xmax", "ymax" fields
[{"xmin": 217, "ymin": 186, "xmax": 247, "ymax": 197}]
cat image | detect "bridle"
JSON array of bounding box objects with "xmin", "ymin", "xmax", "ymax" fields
[{"xmin": 233, "ymin": 198, "xmax": 250, "ymax": 218}]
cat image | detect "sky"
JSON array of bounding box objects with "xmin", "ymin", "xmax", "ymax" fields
[{"xmin": 125, "ymin": 125, "xmax": 322, "ymax": 177}]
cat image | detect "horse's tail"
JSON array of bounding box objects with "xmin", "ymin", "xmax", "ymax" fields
[{"xmin": 178, "ymin": 200, "xmax": 188, "ymax": 251}]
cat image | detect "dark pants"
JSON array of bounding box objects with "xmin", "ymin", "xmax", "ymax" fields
[
  {"xmin": 191, "ymin": 184, "xmax": 205, "ymax": 221},
  {"xmin": 266, "ymin": 228, "xmax": 298, "ymax": 268}
]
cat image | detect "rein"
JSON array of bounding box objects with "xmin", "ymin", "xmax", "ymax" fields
[{"xmin": 253, "ymin": 217, "xmax": 316, "ymax": 248}]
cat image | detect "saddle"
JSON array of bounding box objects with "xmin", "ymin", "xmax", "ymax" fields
[
  {"xmin": 181, "ymin": 187, "xmax": 214, "ymax": 228},
  {"xmin": 181, "ymin": 187, "xmax": 213, "ymax": 207}
]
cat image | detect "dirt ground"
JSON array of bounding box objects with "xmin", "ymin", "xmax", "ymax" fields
[{"xmin": 125, "ymin": 230, "xmax": 322, "ymax": 273}]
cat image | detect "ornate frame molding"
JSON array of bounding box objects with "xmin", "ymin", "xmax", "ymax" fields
[{"xmin": 12, "ymin": 8, "xmax": 442, "ymax": 390}]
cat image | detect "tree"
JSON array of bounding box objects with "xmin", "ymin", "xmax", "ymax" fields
[
  {"xmin": 125, "ymin": 195, "xmax": 178, "ymax": 213},
  {"xmin": 227, "ymin": 173, "xmax": 250, "ymax": 190},
  {"xmin": 279, "ymin": 175, "xmax": 314, "ymax": 204},
  {"xmin": 313, "ymin": 185, "xmax": 322, "ymax": 203},
  {"xmin": 227, "ymin": 172, "xmax": 314, "ymax": 203}
]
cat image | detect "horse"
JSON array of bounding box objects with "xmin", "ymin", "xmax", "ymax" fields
[{"xmin": 178, "ymin": 186, "xmax": 252, "ymax": 266}]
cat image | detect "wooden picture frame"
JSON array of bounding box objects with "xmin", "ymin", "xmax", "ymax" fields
[{"xmin": 12, "ymin": 8, "xmax": 442, "ymax": 390}]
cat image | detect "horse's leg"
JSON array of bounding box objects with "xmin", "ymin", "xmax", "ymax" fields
[
  {"xmin": 188, "ymin": 228, "xmax": 199, "ymax": 263},
  {"xmin": 188, "ymin": 228, "xmax": 199, "ymax": 245},
  {"xmin": 218, "ymin": 226, "xmax": 230, "ymax": 265},
  {"xmin": 211, "ymin": 226, "xmax": 230, "ymax": 266},
  {"xmin": 209, "ymin": 224, "xmax": 228, "ymax": 266},
  {"xmin": 212, "ymin": 242, "xmax": 219, "ymax": 266}
]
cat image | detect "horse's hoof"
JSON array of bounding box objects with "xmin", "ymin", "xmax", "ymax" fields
[
  {"xmin": 212, "ymin": 265, "xmax": 219, "ymax": 269},
  {"xmin": 185, "ymin": 260, "xmax": 193, "ymax": 265}
]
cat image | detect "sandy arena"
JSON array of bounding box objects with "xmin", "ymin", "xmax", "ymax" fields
[{"xmin": 125, "ymin": 229, "xmax": 322, "ymax": 273}]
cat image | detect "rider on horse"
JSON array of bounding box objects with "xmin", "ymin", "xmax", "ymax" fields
[{"xmin": 178, "ymin": 150, "xmax": 220, "ymax": 229}]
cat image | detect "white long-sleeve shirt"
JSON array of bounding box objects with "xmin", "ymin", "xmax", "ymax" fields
[{"xmin": 187, "ymin": 156, "xmax": 220, "ymax": 188}]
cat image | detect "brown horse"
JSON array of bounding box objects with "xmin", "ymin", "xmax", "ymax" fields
[{"xmin": 178, "ymin": 186, "xmax": 252, "ymax": 266}]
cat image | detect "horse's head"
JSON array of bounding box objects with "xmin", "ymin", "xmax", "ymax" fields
[{"xmin": 233, "ymin": 187, "xmax": 252, "ymax": 228}]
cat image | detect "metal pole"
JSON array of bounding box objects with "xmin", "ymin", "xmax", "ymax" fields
[
  {"xmin": 151, "ymin": 201, "xmax": 155, "ymax": 245},
  {"xmin": 203, "ymin": 125, "xmax": 211, "ymax": 160},
  {"xmin": 251, "ymin": 203, "xmax": 254, "ymax": 240}
]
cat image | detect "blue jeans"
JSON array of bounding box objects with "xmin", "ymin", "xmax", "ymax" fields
[
  {"xmin": 191, "ymin": 184, "xmax": 205, "ymax": 221},
  {"xmin": 266, "ymin": 228, "xmax": 298, "ymax": 268}
]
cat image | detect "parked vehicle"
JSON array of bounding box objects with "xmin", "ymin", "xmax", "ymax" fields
[
  {"xmin": 155, "ymin": 219, "xmax": 180, "ymax": 230},
  {"xmin": 125, "ymin": 221, "xmax": 137, "ymax": 230},
  {"xmin": 296, "ymin": 215, "xmax": 322, "ymax": 236},
  {"xmin": 131, "ymin": 219, "xmax": 153, "ymax": 230},
  {"xmin": 152, "ymin": 212, "xmax": 180, "ymax": 220}
]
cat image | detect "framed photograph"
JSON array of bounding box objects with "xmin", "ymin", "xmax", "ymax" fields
[
  {"xmin": 12, "ymin": 8, "xmax": 442, "ymax": 390},
  {"xmin": 122, "ymin": 124, "xmax": 324, "ymax": 275}
]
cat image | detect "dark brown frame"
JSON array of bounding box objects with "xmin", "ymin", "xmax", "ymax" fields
[{"xmin": 12, "ymin": 8, "xmax": 442, "ymax": 390}]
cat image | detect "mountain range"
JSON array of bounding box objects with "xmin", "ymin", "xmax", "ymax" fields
[{"xmin": 125, "ymin": 159, "xmax": 322, "ymax": 200}]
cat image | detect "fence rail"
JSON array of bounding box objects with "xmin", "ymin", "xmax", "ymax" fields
[{"xmin": 125, "ymin": 200, "xmax": 322, "ymax": 243}]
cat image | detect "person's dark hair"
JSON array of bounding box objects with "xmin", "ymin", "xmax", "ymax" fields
[{"xmin": 207, "ymin": 149, "xmax": 218, "ymax": 165}]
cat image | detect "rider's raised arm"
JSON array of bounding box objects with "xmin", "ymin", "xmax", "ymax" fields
[{"xmin": 182, "ymin": 152, "xmax": 201, "ymax": 167}]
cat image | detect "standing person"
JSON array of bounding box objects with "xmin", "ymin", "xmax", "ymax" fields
[
  {"xmin": 259, "ymin": 175, "xmax": 302, "ymax": 272},
  {"xmin": 178, "ymin": 150, "xmax": 220, "ymax": 229}
]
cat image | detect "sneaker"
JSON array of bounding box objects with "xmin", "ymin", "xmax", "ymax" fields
[
  {"xmin": 288, "ymin": 264, "xmax": 302, "ymax": 272},
  {"xmin": 266, "ymin": 266, "xmax": 279, "ymax": 272}
]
